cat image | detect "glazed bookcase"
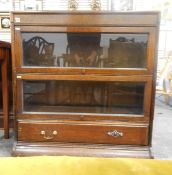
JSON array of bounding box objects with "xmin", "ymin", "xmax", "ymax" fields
[{"xmin": 11, "ymin": 11, "xmax": 160, "ymax": 157}]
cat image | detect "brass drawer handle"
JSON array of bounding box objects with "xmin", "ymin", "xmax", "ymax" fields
[
  {"xmin": 107, "ymin": 130, "xmax": 123, "ymax": 138},
  {"xmin": 40, "ymin": 130, "xmax": 58, "ymax": 140}
]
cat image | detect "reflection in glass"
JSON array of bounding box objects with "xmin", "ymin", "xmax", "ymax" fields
[
  {"xmin": 23, "ymin": 36, "xmax": 55, "ymax": 66},
  {"xmin": 23, "ymin": 80, "xmax": 144, "ymax": 115},
  {"xmin": 22, "ymin": 32, "xmax": 148, "ymax": 68}
]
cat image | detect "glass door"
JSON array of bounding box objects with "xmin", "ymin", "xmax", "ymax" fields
[
  {"xmin": 21, "ymin": 32, "xmax": 147, "ymax": 68},
  {"xmin": 16, "ymin": 75, "xmax": 152, "ymax": 120},
  {"xmin": 14, "ymin": 26, "xmax": 156, "ymax": 75},
  {"xmin": 23, "ymin": 80, "xmax": 145, "ymax": 115}
]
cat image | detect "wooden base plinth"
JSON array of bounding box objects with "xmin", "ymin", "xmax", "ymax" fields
[{"xmin": 12, "ymin": 142, "xmax": 152, "ymax": 158}]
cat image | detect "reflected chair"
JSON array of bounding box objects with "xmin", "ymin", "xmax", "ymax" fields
[
  {"xmin": 23, "ymin": 36, "xmax": 55, "ymax": 66},
  {"xmin": 107, "ymin": 37, "xmax": 146, "ymax": 68},
  {"xmin": 57, "ymin": 44, "xmax": 103, "ymax": 67},
  {"xmin": 0, "ymin": 41, "xmax": 11, "ymax": 138},
  {"xmin": 23, "ymin": 36, "xmax": 56, "ymax": 105}
]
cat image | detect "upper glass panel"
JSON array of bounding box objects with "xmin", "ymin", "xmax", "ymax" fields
[
  {"xmin": 23, "ymin": 80, "xmax": 144, "ymax": 115},
  {"xmin": 22, "ymin": 32, "xmax": 148, "ymax": 68}
]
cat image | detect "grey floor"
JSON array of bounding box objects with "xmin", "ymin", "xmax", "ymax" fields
[
  {"xmin": 0, "ymin": 98, "xmax": 172, "ymax": 159},
  {"xmin": 152, "ymin": 97, "xmax": 172, "ymax": 159}
]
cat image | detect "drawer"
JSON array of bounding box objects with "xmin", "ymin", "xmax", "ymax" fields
[{"xmin": 18, "ymin": 121, "xmax": 149, "ymax": 145}]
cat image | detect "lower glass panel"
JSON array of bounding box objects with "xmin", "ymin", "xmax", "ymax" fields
[{"xmin": 23, "ymin": 80, "xmax": 144, "ymax": 115}]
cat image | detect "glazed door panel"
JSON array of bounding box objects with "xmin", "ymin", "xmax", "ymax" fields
[
  {"xmin": 13, "ymin": 26, "xmax": 156, "ymax": 75},
  {"xmin": 21, "ymin": 32, "xmax": 147, "ymax": 68},
  {"xmin": 16, "ymin": 75, "xmax": 152, "ymax": 119}
]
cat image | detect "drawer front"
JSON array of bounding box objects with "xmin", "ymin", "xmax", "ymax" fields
[{"xmin": 18, "ymin": 122, "xmax": 148, "ymax": 145}]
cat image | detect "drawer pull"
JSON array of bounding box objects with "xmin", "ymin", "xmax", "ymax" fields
[
  {"xmin": 107, "ymin": 130, "xmax": 123, "ymax": 138},
  {"xmin": 40, "ymin": 130, "xmax": 58, "ymax": 140}
]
